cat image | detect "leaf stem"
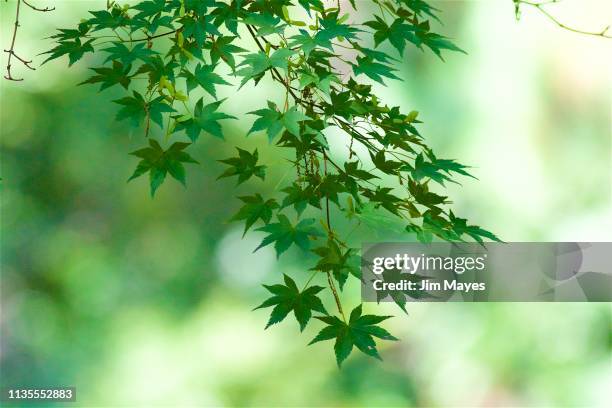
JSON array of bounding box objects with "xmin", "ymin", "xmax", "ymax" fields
[
  {"xmin": 327, "ymin": 270, "xmax": 346, "ymax": 322},
  {"xmin": 322, "ymin": 151, "xmax": 346, "ymax": 322},
  {"xmin": 301, "ymin": 269, "xmax": 318, "ymax": 291}
]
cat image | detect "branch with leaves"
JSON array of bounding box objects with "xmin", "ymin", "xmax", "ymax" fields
[{"xmin": 16, "ymin": 0, "xmax": 507, "ymax": 367}]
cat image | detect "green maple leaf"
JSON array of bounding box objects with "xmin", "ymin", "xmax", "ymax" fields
[
  {"xmin": 348, "ymin": 202, "xmax": 407, "ymax": 235},
  {"xmin": 309, "ymin": 305, "xmax": 398, "ymax": 367},
  {"xmin": 404, "ymin": 153, "xmax": 449, "ymax": 185},
  {"xmin": 318, "ymin": 13, "xmax": 361, "ymax": 41},
  {"xmin": 356, "ymin": 45, "xmax": 397, "ymax": 65},
  {"xmin": 135, "ymin": 56, "xmax": 179, "ymax": 83},
  {"xmin": 248, "ymin": 102, "xmax": 283, "ymax": 140},
  {"xmin": 248, "ymin": 102, "xmax": 310, "ymax": 142},
  {"xmin": 237, "ymin": 48, "xmax": 296, "ymax": 86},
  {"xmin": 87, "ymin": 9, "xmax": 128, "ymax": 31},
  {"xmin": 425, "ymin": 149, "xmax": 475, "ymax": 179},
  {"xmin": 114, "ymin": 91, "xmax": 175, "ymax": 128},
  {"xmin": 268, "ymin": 48, "xmax": 297, "ymax": 69},
  {"xmin": 418, "ymin": 212, "xmax": 457, "ymax": 242},
  {"xmin": 128, "ymin": 140, "xmax": 199, "ymax": 197},
  {"xmin": 268, "ymin": 48, "xmax": 297, "ymax": 70},
  {"xmin": 449, "ymin": 211, "xmax": 502, "ymax": 243},
  {"xmin": 131, "ymin": 14, "xmax": 174, "ymax": 35},
  {"xmin": 281, "ymin": 182, "xmax": 321, "ymax": 215},
  {"xmin": 312, "ymin": 240, "xmax": 358, "ymax": 290},
  {"xmin": 210, "ymin": 2, "xmax": 239, "ymax": 34},
  {"xmin": 364, "ymin": 17, "xmax": 417, "ymax": 56},
  {"xmin": 102, "ymin": 42, "xmax": 157, "ymax": 66},
  {"xmin": 183, "ymin": 0, "xmax": 215, "ymax": 14},
  {"xmin": 404, "ymin": 152, "xmax": 473, "ymax": 186},
  {"xmin": 47, "ymin": 23, "xmax": 91, "ymax": 41},
  {"xmin": 289, "ymin": 29, "xmax": 333, "ymax": 57},
  {"xmin": 398, "ymin": 20, "xmax": 466, "ymax": 60},
  {"xmin": 80, "ymin": 60, "xmax": 132, "ymax": 91},
  {"xmin": 408, "ymin": 179, "xmax": 447, "ymax": 209},
  {"xmin": 181, "ymin": 14, "xmax": 220, "ymax": 47},
  {"xmin": 181, "ymin": 63, "xmax": 230, "ymax": 98},
  {"xmin": 218, "ymin": 148, "xmax": 266, "ymax": 185},
  {"xmin": 369, "ymin": 150, "xmax": 401, "ymax": 174},
  {"xmin": 255, "ymin": 214, "xmax": 324, "ymax": 257},
  {"xmin": 282, "ymin": 106, "xmax": 310, "ymax": 136},
  {"xmin": 242, "ymin": 13, "xmax": 286, "ymax": 36},
  {"xmin": 174, "ymin": 98, "xmax": 236, "ymax": 141},
  {"xmin": 297, "ymin": 0, "xmax": 324, "ymax": 16},
  {"xmin": 416, "ymin": 32, "xmax": 466, "ymax": 60},
  {"xmin": 132, "ymin": 0, "xmax": 169, "ymax": 18},
  {"xmin": 361, "ymin": 187, "xmax": 403, "ymax": 215},
  {"xmin": 352, "ymin": 56, "xmax": 399, "ymax": 85},
  {"xmin": 343, "ymin": 161, "xmax": 379, "ymax": 181},
  {"xmin": 399, "ymin": 0, "xmax": 441, "ymax": 20},
  {"xmin": 206, "ymin": 36, "xmax": 246, "ymax": 70},
  {"xmin": 231, "ymin": 194, "xmax": 279, "ymax": 236},
  {"xmin": 254, "ymin": 274, "xmax": 327, "ymax": 331},
  {"xmin": 317, "ymin": 175, "xmax": 346, "ymax": 205},
  {"xmin": 297, "ymin": 69, "xmax": 339, "ymax": 95},
  {"xmin": 168, "ymin": 38, "xmax": 205, "ymax": 65},
  {"xmin": 42, "ymin": 38, "xmax": 95, "ymax": 66}
]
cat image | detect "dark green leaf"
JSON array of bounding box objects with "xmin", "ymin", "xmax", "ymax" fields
[
  {"xmin": 310, "ymin": 305, "xmax": 397, "ymax": 366},
  {"xmin": 174, "ymin": 98, "xmax": 236, "ymax": 141},
  {"xmin": 254, "ymin": 274, "xmax": 327, "ymax": 331},
  {"xmin": 218, "ymin": 147, "xmax": 266, "ymax": 185},
  {"xmin": 255, "ymin": 215, "xmax": 324, "ymax": 257},
  {"xmin": 231, "ymin": 194, "xmax": 279, "ymax": 236}
]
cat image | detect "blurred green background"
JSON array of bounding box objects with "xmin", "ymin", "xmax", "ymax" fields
[{"xmin": 1, "ymin": 0, "xmax": 611, "ymax": 406}]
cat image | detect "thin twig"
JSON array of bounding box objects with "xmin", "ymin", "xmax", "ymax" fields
[
  {"xmin": 301, "ymin": 269, "xmax": 318, "ymax": 291},
  {"xmin": 515, "ymin": 0, "xmax": 611, "ymax": 38},
  {"xmin": 4, "ymin": 0, "xmax": 25, "ymax": 81},
  {"xmin": 4, "ymin": 0, "xmax": 54, "ymax": 81},
  {"xmin": 323, "ymin": 151, "xmax": 347, "ymax": 322},
  {"xmin": 126, "ymin": 29, "xmax": 178, "ymax": 43},
  {"xmin": 22, "ymin": 0, "xmax": 54, "ymax": 12}
]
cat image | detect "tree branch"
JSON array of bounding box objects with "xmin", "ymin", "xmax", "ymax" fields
[
  {"xmin": 514, "ymin": 0, "xmax": 611, "ymax": 38},
  {"xmin": 4, "ymin": 0, "xmax": 54, "ymax": 81},
  {"xmin": 22, "ymin": 0, "xmax": 54, "ymax": 12},
  {"xmin": 4, "ymin": 0, "xmax": 25, "ymax": 81}
]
